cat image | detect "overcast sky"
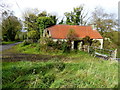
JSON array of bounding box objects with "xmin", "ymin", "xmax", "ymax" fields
[{"xmin": 1, "ymin": 0, "xmax": 119, "ymax": 20}]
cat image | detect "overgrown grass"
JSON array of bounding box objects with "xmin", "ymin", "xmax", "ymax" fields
[
  {"xmin": 2, "ymin": 59, "xmax": 118, "ymax": 88},
  {"xmin": 2, "ymin": 43, "xmax": 118, "ymax": 88},
  {"xmin": 15, "ymin": 43, "xmax": 63, "ymax": 55}
]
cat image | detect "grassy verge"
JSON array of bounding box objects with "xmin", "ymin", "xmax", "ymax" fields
[
  {"xmin": 14, "ymin": 43, "xmax": 63, "ymax": 55},
  {"xmin": 2, "ymin": 41, "xmax": 18, "ymax": 45},
  {"xmin": 2, "ymin": 43, "xmax": 118, "ymax": 88}
]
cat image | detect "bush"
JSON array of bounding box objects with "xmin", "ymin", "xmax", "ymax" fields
[
  {"xmin": 20, "ymin": 40, "xmax": 28, "ymax": 47},
  {"xmin": 3, "ymin": 35, "xmax": 8, "ymax": 41},
  {"xmin": 27, "ymin": 30, "xmax": 39, "ymax": 42},
  {"xmin": 38, "ymin": 38, "xmax": 62, "ymax": 52},
  {"xmin": 37, "ymin": 38, "xmax": 72, "ymax": 53},
  {"xmin": 21, "ymin": 40, "xmax": 33, "ymax": 46},
  {"xmin": 62, "ymin": 41, "xmax": 71, "ymax": 53},
  {"xmin": 29, "ymin": 43, "xmax": 37, "ymax": 47},
  {"xmin": 47, "ymin": 39, "xmax": 56, "ymax": 47},
  {"xmin": 35, "ymin": 44, "xmax": 41, "ymax": 51},
  {"xmin": 82, "ymin": 36, "xmax": 92, "ymax": 46},
  {"xmin": 37, "ymin": 37, "xmax": 50, "ymax": 52},
  {"xmin": 103, "ymin": 39, "xmax": 116, "ymax": 49},
  {"xmin": 89, "ymin": 47, "xmax": 95, "ymax": 55},
  {"xmin": 91, "ymin": 40, "xmax": 101, "ymax": 47}
]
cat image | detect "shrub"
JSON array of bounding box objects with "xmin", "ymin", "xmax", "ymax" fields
[
  {"xmin": 37, "ymin": 37, "xmax": 72, "ymax": 53},
  {"xmin": 21, "ymin": 40, "xmax": 33, "ymax": 46},
  {"xmin": 27, "ymin": 30, "xmax": 39, "ymax": 42},
  {"xmin": 67, "ymin": 29, "xmax": 78, "ymax": 41},
  {"xmin": 46, "ymin": 39, "xmax": 56, "ymax": 47},
  {"xmin": 62, "ymin": 41, "xmax": 71, "ymax": 53},
  {"xmin": 35, "ymin": 44, "xmax": 41, "ymax": 51},
  {"xmin": 89, "ymin": 47, "xmax": 95, "ymax": 55},
  {"xmin": 103, "ymin": 39, "xmax": 116, "ymax": 49},
  {"xmin": 38, "ymin": 38, "xmax": 63, "ymax": 52},
  {"xmin": 82, "ymin": 36, "xmax": 92, "ymax": 46},
  {"xmin": 91, "ymin": 40, "xmax": 101, "ymax": 47},
  {"xmin": 37, "ymin": 37, "xmax": 51, "ymax": 52}
]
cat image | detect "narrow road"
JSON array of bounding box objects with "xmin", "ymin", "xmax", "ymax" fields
[{"xmin": 0, "ymin": 42, "xmax": 22, "ymax": 51}]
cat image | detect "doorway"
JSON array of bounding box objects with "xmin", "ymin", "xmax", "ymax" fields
[{"xmin": 74, "ymin": 41, "xmax": 81, "ymax": 50}]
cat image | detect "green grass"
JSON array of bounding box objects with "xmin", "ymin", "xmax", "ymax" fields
[
  {"xmin": 2, "ymin": 43, "xmax": 118, "ymax": 88},
  {"xmin": 2, "ymin": 41, "xmax": 18, "ymax": 45},
  {"xmin": 2, "ymin": 59, "xmax": 118, "ymax": 88},
  {"xmin": 15, "ymin": 43, "xmax": 63, "ymax": 55}
]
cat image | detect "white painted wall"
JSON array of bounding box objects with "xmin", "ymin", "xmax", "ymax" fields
[
  {"xmin": 53, "ymin": 38, "xmax": 103, "ymax": 49},
  {"xmin": 71, "ymin": 41, "xmax": 74, "ymax": 49},
  {"xmin": 43, "ymin": 29, "xmax": 52, "ymax": 37},
  {"xmin": 53, "ymin": 39, "xmax": 67, "ymax": 42}
]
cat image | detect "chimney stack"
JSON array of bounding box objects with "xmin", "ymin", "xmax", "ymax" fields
[{"xmin": 91, "ymin": 24, "xmax": 96, "ymax": 30}]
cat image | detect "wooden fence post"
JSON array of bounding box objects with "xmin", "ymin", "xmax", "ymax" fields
[
  {"xmin": 94, "ymin": 46, "xmax": 96, "ymax": 53},
  {"xmin": 71, "ymin": 41, "xmax": 74, "ymax": 50},
  {"xmin": 88, "ymin": 46, "xmax": 89, "ymax": 53},
  {"xmin": 79, "ymin": 42, "xmax": 82, "ymax": 50},
  {"xmin": 111, "ymin": 49, "xmax": 117, "ymax": 60},
  {"xmin": 114, "ymin": 49, "xmax": 117, "ymax": 59}
]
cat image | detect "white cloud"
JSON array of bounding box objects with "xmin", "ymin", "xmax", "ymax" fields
[{"xmin": 3, "ymin": 0, "xmax": 119, "ymax": 19}]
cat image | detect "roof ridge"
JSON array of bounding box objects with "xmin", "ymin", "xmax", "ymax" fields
[
  {"xmin": 56, "ymin": 24, "xmax": 91, "ymax": 27},
  {"xmin": 46, "ymin": 24, "xmax": 92, "ymax": 29}
]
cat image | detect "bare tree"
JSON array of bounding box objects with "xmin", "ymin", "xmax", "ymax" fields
[{"xmin": 91, "ymin": 7, "xmax": 118, "ymax": 35}]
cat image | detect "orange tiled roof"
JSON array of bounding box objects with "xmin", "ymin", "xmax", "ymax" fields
[{"xmin": 46, "ymin": 25, "xmax": 103, "ymax": 39}]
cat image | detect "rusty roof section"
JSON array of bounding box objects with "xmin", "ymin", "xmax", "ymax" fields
[{"xmin": 46, "ymin": 25, "xmax": 103, "ymax": 39}]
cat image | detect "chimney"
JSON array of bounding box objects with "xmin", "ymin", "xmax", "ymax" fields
[{"xmin": 91, "ymin": 24, "xmax": 96, "ymax": 30}]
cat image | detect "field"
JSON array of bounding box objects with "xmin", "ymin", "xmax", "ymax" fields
[{"xmin": 2, "ymin": 43, "xmax": 118, "ymax": 88}]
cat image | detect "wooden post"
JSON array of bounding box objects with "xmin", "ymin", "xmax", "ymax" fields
[
  {"xmin": 84, "ymin": 45, "xmax": 85, "ymax": 51},
  {"xmin": 114, "ymin": 49, "xmax": 117, "ymax": 59},
  {"xmin": 71, "ymin": 41, "xmax": 74, "ymax": 50},
  {"xmin": 111, "ymin": 49, "xmax": 117, "ymax": 60},
  {"xmin": 94, "ymin": 46, "xmax": 96, "ymax": 53},
  {"xmin": 88, "ymin": 46, "xmax": 89, "ymax": 53},
  {"xmin": 78, "ymin": 42, "xmax": 82, "ymax": 50}
]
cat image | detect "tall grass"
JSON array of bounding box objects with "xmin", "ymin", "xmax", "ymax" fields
[
  {"xmin": 2, "ymin": 43, "xmax": 118, "ymax": 88},
  {"xmin": 2, "ymin": 59, "xmax": 118, "ymax": 88}
]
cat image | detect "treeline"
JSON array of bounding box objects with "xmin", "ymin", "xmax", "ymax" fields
[
  {"xmin": 2, "ymin": 11, "xmax": 22, "ymax": 41},
  {"xmin": 23, "ymin": 6, "xmax": 118, "ymax": 42},
  {"xmin": 1, "ymin": 4, "xmax": 118, "ymax": 49},
  {"xmin": 23, "ymin": 10, "xmax": 57, "ymax": 42}
]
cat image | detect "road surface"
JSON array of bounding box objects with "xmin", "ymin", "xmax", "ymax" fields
[{"xmin": 0, "ymin": 42, "xmax": 22, "ymax": 51}]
